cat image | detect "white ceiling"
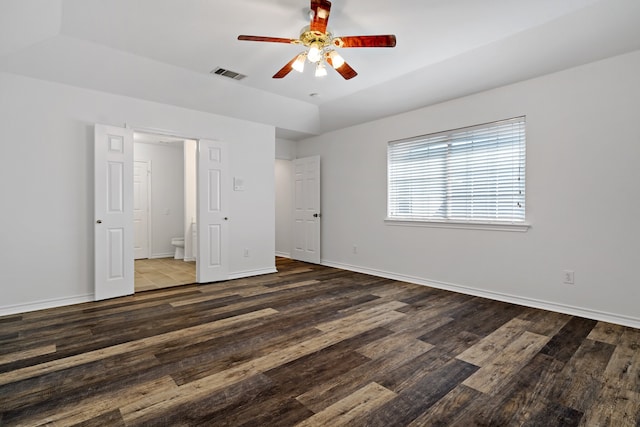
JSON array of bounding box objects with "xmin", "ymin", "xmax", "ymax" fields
[{"xmin": 2, "ymin": 0, "xmax": 640, "ymax": 139}]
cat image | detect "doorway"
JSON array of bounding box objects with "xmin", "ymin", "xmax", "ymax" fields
[
  {"xmin": 133, "ymin": 160, "xmax": 150, "ymax": 259},
  {"xmin": 291, "ymin": 156, "xmax": 321, "ymax": 264},
  {"xmin": 132, "ymin": 131, "xmax": 197, "ymax": 292},
  {"xmin": 95, "ymin": 125, "xmax": 232, "ymax": 301},
  {"xmin": 134, "ymin": 258, "xmax": 195, "ymax": 291}
]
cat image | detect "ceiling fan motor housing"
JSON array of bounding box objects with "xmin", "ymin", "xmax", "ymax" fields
[{"xmin": 299, "ymin": 28, "xmax": 332, "ymax": 48}]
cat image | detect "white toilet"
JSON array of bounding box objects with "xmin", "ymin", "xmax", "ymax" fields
[{"xmin": 171, "ymin": 237, "xmax": 185, "ymax": 259}]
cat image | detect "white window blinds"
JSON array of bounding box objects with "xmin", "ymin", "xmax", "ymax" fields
[{"xmin": 388, "ymin": 117, "xmax": 526, "ymax": 223}]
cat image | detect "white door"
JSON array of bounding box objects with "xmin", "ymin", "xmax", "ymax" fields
[
  {"xmin": 133, "ymin": 160, "xmax": 150, "ymax": 259},
  {"xmin": 292, "ymin": 156, "xmax": 321, "ymax": 264},
  {"xmin": 94, "ymin": 124, "xmax": 134, "ymax": 300},
  {"xmin": 197, "ymin": 139, "xmax": 229, "ymax": 283}
]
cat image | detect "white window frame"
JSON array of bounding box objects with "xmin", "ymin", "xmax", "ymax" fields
[{"xmin": 386, "ymin": 117, "xmax": 529, "ymax": 232}]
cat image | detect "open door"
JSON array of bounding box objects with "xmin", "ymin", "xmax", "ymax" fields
[
  {"xmin": 94, "ymin": 124, "xmax": 134, "ymax": 300},
  {"xmin": 133, "ymin": 160, "xmax": 150, "ymax": 260},
  {"xmin": 292, "ymin": 156, "xmax": 321, "ymax": 264},
  {"xmin": 197, "ymin": 139, "xmax": 229, "ymax": 283}
]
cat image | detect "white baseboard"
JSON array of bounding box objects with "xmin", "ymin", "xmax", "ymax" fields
[
  {"xmin": 275, "ymin": 252, "xmax": 291, "ymax": 258},
  {"xmin": 227, "ymin": 268, "xmax": 277, "ymax": 281},
  {"xmin": 150, "ymin": 253, "xmax": 174, "ymax": 259},
  {"xmin": 0, "ymin": 294, "xmax": 94, "ymax": 317},
  {"xmin": 321, "ymin": 259, "xmax": 640, "ymax": 330},
  {"xmin": 7, "ymin": 261, "xmax": 638, "ymax": 330}
]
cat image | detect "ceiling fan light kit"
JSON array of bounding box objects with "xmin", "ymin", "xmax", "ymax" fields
[
  {"xmin": 315, "ymin": 62, "xmax": 328, "ymax": 77},
  {"xmin": 292, "ymin": 53, "xmax": 307, "ymax": 72},
  {"xmin": 326, "ymin": 50, "xmax": 344, "ymax": 69},
  {"xmin": 237, "ymin": 0, "xmax": 396, "ymax": 80}
]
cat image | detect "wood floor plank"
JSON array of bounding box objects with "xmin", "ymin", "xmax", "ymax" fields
[
  {"xmin": 450, "ymin": 353, "xmax": 564, "ymax": 426},
  {"xmin": 1, "ymin": 258, "xmax": 639, "ymax": 426},
  {"xmin": 0, "ymin": 308, "xmax": 278, "ymax": 387},
  {"xmin": 416, "ymin": 298, "xmax": 519, "ymax": 349},
  {"xmin": 580, "ymin": 328, "xmax": 640, "ymax": 425},
  {"xmin": 517, "ymin": 308, "xmax": 571, "ymax": 336},
  {"xmin": 606, "ymin": 328, "xmax": 640, "ymax": 393},
  {"xmin": 0, "ymin": 332, "xmax": 19, "ymax": 343},
  {"xmin": 357, "ymin": 331, "xmax": 434, "ymax": 360},
  {"xmin": 296, "ymin": 332, "xmax": 435, "ymax": 413},
  {"xmin": 274, "ymin": 267, "xmax": 314, "ymax": 277},
  {"xmin": 580, "ymin": 388, "xmax": 640, "ymax": 427},
  {"xmin": 84, "ymin": 290, "xmax": 206, "ymax": 315},
  {"xmin": 0, "ymin": 344, "xmax": 56, "ymax": 365},
  {"xmin": 0, "ymin": 315, "xmax": 22, "ymax": 324},
  {"xmin": 161, "ymin": 294, "xmax": 384, "ymax": 387},
  {"xmin": 118, "ymin": 301, "xmax": 406, "ymax": 424},
  {"xmin": 165, "ymin": 326, "xmax": 323, "ymax": 386},
  {"xmin": 552, "ymin": 339, "xmax": 616, "ymax": 412},
  {"xmin": 239, "ymin": 279, "xmax": 320, "ymax": 297},
  {"xmin": 12, "ymin": 376, "xmax": 177, "ymax": 426},
  {"xmin": 315, "ymin": 301, "xmax": 407, "ymax": 333},
  {"xmin": 407, "ymin": 385, "xmax": 483, "ymax": 427},
  {"xmin": 168, "ymin": 291, "xmax": 241, "ymax": 307},
  {"xmin": 525, "ymin": 401, "xmax": 584, "ymax": 427},
  {"xmin": 203, "ymin": 342, "xmax": 373, "ymax": 427},
  {"xmin": 352, "ymin": 359, "xmax": 479, "ymax": 427},
  {"xmin": 587, "ymin": 321, "xmax": 627, "ymax": 345},
  {"xmin": 540, "ymin": 316, "xmax": 598, "ymax": 362},
  {"xmin": 462, "ymin": 330, "xmax": 550, "ymax": 395},
  {"xmin": 296, "ymin": 382, "xmax": 397, "ymax": 427},
  {"xmin": 72, "ymin": 409, "xmax": 126, "ymax": 427},
  {"xmin": 126, "ymin": 373, "xmax": 278, "ymax": 427},
  {"xmin": 1, "ymin": 353, "xmax": 162, "ymax": 419},
  {"xmin": 456, "ymin": 317, "xmax": 531, "ymax": 367}
]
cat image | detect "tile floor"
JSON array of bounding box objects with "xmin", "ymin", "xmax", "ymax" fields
[{"xmin": 134, "ymin": 257, "xmax": 196, "ymax": 292}]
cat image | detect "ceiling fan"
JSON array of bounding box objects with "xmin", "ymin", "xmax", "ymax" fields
[{"xmin": 237, "ymin": 0, "xmax": 396, "ymax": 80}]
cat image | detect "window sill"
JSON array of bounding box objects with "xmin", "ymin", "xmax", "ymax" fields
[{"xmin": 384, "ymin": 218, "xmax": 531, "ymax": 232}]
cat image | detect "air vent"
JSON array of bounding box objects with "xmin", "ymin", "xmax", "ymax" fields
[{"xmin": 211, "ymin": 67, "xmax": 247, "ymax": 80}]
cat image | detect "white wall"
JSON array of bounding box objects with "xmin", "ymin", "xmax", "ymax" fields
[
  {"xmin": 134, "ymin": 142, "xmax": 184, "ymax": 258},
  {"xmin": 297, "ymin": 50, "xmax": 640, "ymax": 328},
  {"xmin": 184, "ymin": 140, "xmax": 197, "ymax": 261},
  {"xmin": 0, "ymin": 72, "xmax": 275, "ymax": 314},
  {"xmin": 274, "ymin": 138, "xmax": 296, "ymax": 258},
  {"xmin": 275, "ymin": 159, "xmax": 293, "ymax": 257},
  {"xmin": 228, "ymin": 133, "xmax": 276, "ymax": 278},
  {"xmin": 275, "ymin": 138, "xmax": 296, "ymax": 161}
]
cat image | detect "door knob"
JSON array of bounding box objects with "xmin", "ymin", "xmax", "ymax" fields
[
  {"xmin": 313, "ymin": 213, "xmax": 320, "ymax": 218},
  {"xmin": 224, "ymin": 217, "xmax": 228, "ymax": 221},
  {"xmin": 96, "ymin": 220, "xmax": 102, "ymax": 224}
]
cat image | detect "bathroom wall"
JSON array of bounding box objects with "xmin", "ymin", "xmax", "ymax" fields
[
  {"xmin": 183, "ymin": 140, "xmax": 197, "ymax": 261},
  {"xmin": 134, "ymin": 141, "xmax": 185, "ymax": 258}
]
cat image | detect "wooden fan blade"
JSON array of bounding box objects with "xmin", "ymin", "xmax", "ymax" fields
[
  {"xmin": 238, "ymin": 35, "xmax": 298, "ymax": 44},
  {"xmin": 273, "ymin": 56, "xmax": 299, "ymax": 79},
  {"xmin": 333, "ymin": 35, "xmax": 397, "ymax": 48},
  {"xmin": 310, "ymin": 0, "xmax": 332, "ymax": 33},
  {"xmin": 327, "ymin": 57, "xmax": 357, "ymax": 80}
]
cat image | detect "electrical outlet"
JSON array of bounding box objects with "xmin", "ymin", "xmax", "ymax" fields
[
  {"xmin": 352, "ymin": 245, "xmax": 358, "ymax": 254},
  {"xmin": 243, "ymin": 248, "xmax": 249, "ymax": 257},
  {"xmin": 563, "ymin": 270, "xmax": 574, "ymax": 284}
]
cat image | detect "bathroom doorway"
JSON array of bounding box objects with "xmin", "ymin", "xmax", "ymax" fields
[{"xmin": 132, "ymin": 131, "xmax": 197, "ymax": 292}]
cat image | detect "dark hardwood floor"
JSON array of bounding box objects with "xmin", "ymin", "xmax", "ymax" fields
[{"xmin": 1, "ymin": 258, "xmax": 639, "ymax": 426}]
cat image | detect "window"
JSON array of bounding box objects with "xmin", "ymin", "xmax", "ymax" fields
[{"xmin": 387, "ymin": 116, "xmax": 526, "ymax": 225}]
